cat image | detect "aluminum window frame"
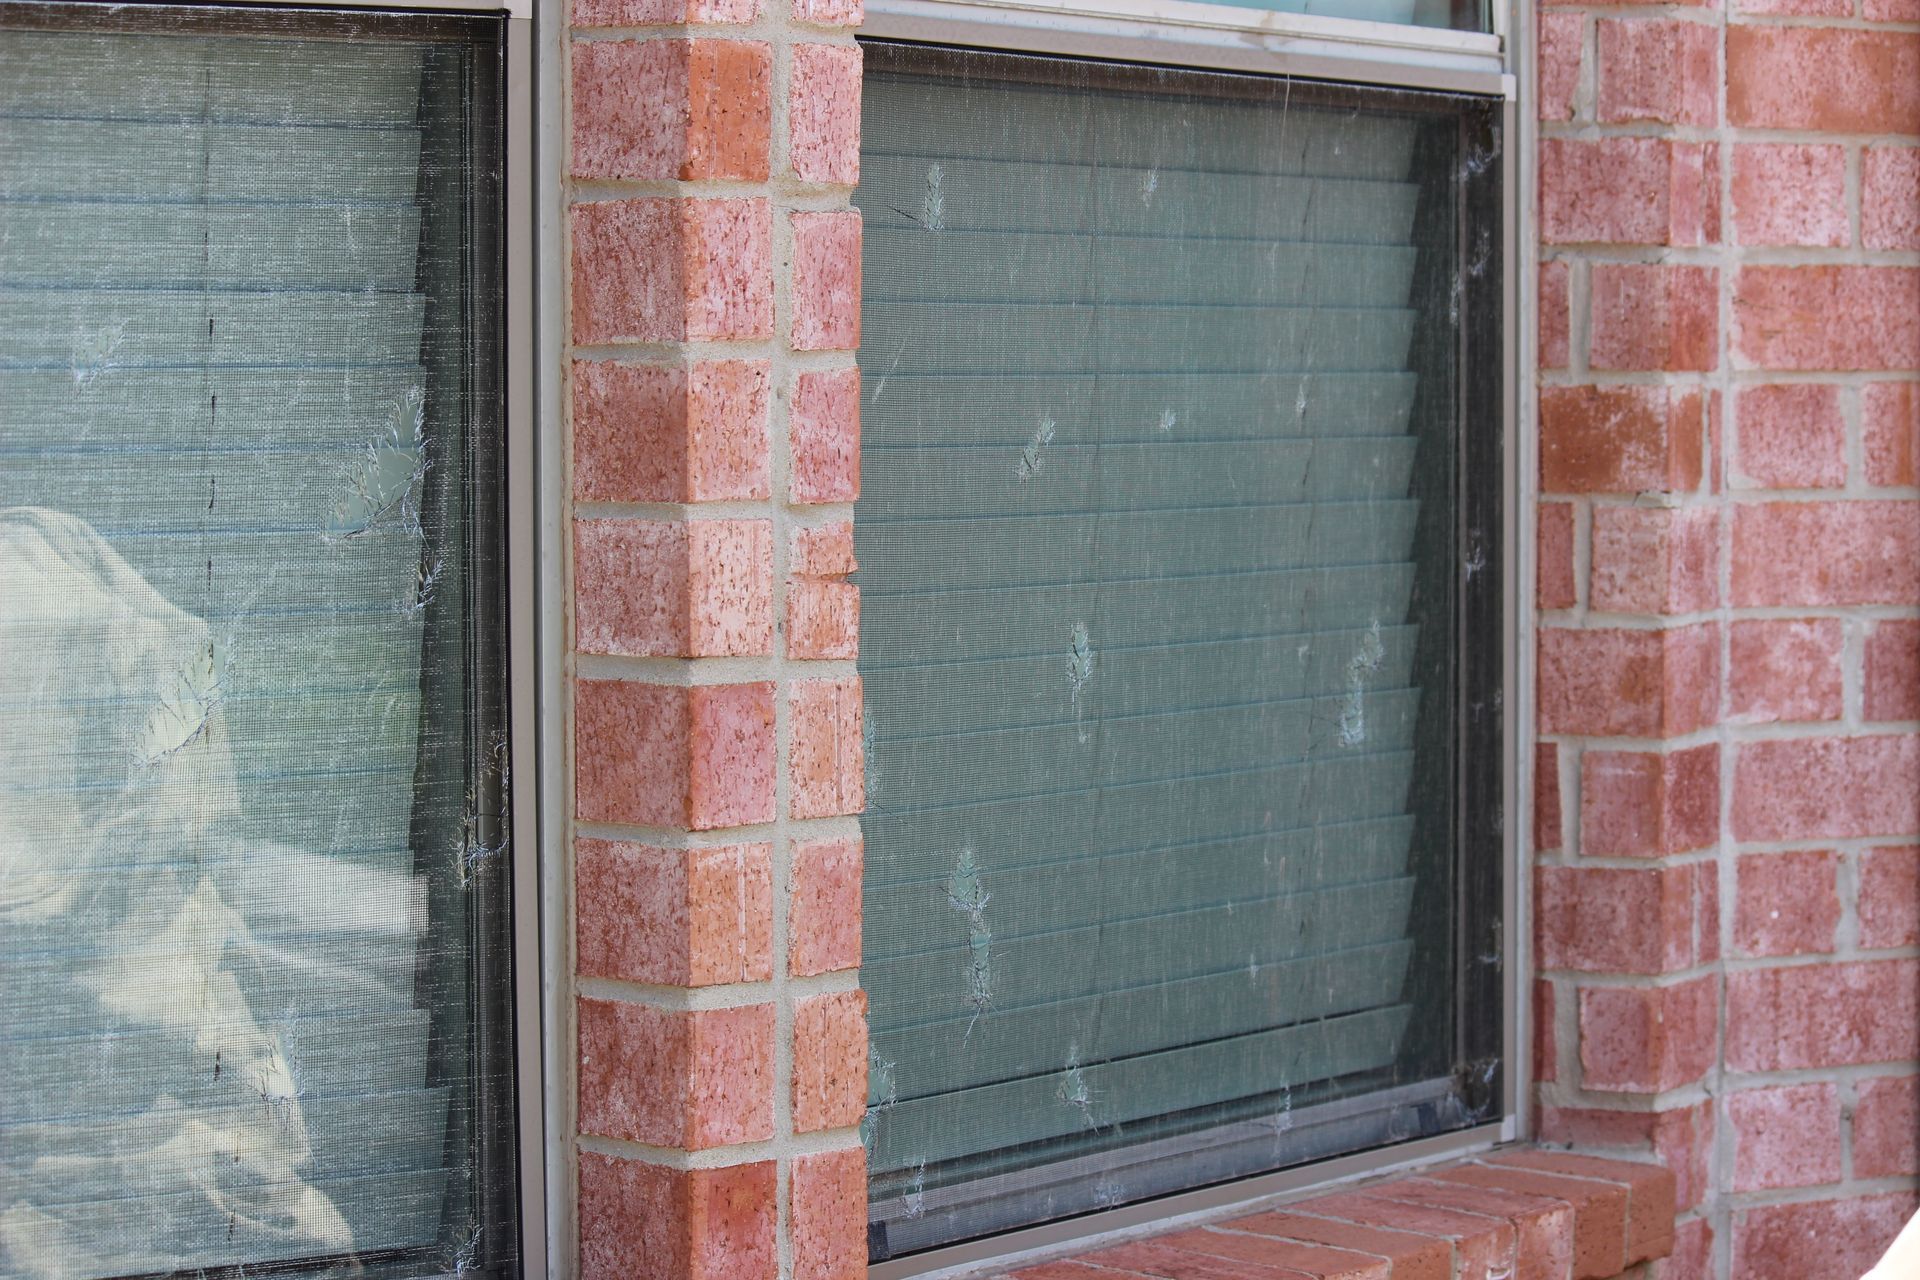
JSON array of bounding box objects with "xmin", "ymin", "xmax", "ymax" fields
[{"xmin": 855, "ymin": 11, "xmax": 1525, "ymax": 1279}]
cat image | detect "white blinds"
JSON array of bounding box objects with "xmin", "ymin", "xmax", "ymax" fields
[{"xmin": 0, "ymin": 19, "xmax": 504, "ymax": 1278}]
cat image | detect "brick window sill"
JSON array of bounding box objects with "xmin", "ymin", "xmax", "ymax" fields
[{"xmin": 1006, "ymin": 1150, "xmax": 1678, "ymax": 1280}]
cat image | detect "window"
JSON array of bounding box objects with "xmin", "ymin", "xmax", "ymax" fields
[
  {"xmin": 0, "ymin": 5, "xmax": 530, "ymax": 1277},
  {"xmin": 852, "ymin": 43, "xmax": 1508, "ymax": 1264}
]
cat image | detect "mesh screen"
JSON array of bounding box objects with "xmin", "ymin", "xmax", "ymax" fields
[
  {"xmin": 0, "ymin": 9, "xmax": 517, "ymax": 1278},
  {"xmin": 854, "ymin": 46, "xmax": 1502, "ymax": 1257}
]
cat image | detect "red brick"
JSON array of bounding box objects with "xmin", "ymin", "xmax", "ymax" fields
[
  {"xmin": 1579, "ymin": 974, "xmax": 1719, "ymax": 1092},
  {"xmin": 573, "ymin": 0, "xmax": 759, "ymax": 24},
  {"xmin": 791, "ymin": 367, "xmax": 861, "ymax": 504},
  {"xmin": 1379, "ymin": 1180, "xmax": 1574, "ymax": 1280},
  {"xmin": 1289, "ymin": 1193, "xmax": 1514, "ymax": 1280},
  {"xmin": 1729, "ymin": 618, "xmax": 1844, "ymax": 723},
  {"xmin": 793, "ymin": 988, "xmax": 867, "ymax": 1132},
  {"xmin": 1227, "ymin": 1213, "xmax": 1450, "ymax": 1280},
  {"xmin": 1428, "ymin": 1162, "xmax": 1622, "ymax": 1280},
  {"xmin": 1539, "ymin": 502, "xmax": 1576, "ymax": 610},
  {"xmin": 1868, "ymin": 621, "xmax": 1920, "ymax": 721},
  {"xmin": 1006, "ymin": 1267, "xmax": 1125, "ymax": 1280},
  {"xmin": 1731, "ymin": 502, "xmax": 1920, "ymax": 606},
  {"xmin": 1731, "ymin": 1193, "xmax": 1919, "ymax": 1280},
  {"xmin": 793, "ymin": 0, "xmax": 862, "ymax": 24},
  {"xmin": 1731, "ymin": 144, "xmax": 1848, "ymax": 248},
  {"xmin": 1736, "ymin": 0, "xmax": 1845, "ymax": 17},
  {"xmin": 793, "ymin": 520, "xmax": 856, "ymax": 577},
  {"xmin": 1728, "ymin": 27, "xmax": 1920, "ymax": 134},
  {"xmin": 1537, "ymin": 624, "xmax": 1719, "ymax": 738},
  {"xmin": 1734, "ymin": 384, "xmax": 1846, "ymax": 489},
  {"xmin": 1861, "ymin": 847, "xmax": 1920, "ymax": 949},
  {"xmin": 1867, "ymin": 0, "xmax": 1920, "ymax": 16},
  {"xmin": 1539, "ymin": 13, "xmax": 1583, "ymax": 123},
  {"xmin": 1697, "ymin": 861, "xmax": 1720, "ymax": 964},
  {"xmin": 575, "ymin": 519, "xmax": 773, "ymax": 657},
  {"xmin": 790, "ymin": 836, "xmax": 861, "ymax": 976},
  {"xmin": 1734, "ymin": 267, "xmax": 1920, "ymax": 372},
  {"xmin": 573, "ymin": 359, "xmax": 769, "ymax": 503},
  {"xmin": 1079, "ymin": 1239, "xmax": 1313, "ymax": 1278},
  {"xmin": 790, "ymin": 44, "xmax": 861, "ymax": 186},
  {"xmin": 576, "ymin": 839, "xmax": 773, "ymax": 985},
  {"xmin": 1484, "ymin": 1151, "xmax": 1675, "ymax": 1268},
  {"xmin": 789, "ymin": 520, "xmax": 860, "ymax": 661},
  {"xmin": 790, "ymin": 676, "xmax": 864, "ymax": 819},
  {"xmin": 1725, "ymin": 1084, "xmax": 1841, "ymax": 1192},
  {"xmin": 1734, "ymin": 850, "xmax": 1838, "ymax": 958},
  {"xmin": 1154, "ymin": 1227, "xmax": 1389, "ymax": 1279},
  {"xmin": 1866, "ymin": 147, "xmax": 1920, "ymax": 250},
  {"xmin": 1538, "ymin": 865, "xmax": 1701, "ymax": 974},
  {"xmin": 578, "ymin": 1157, "xmax": 777, "ymax": 1280},
  {"xmin": 1540, "ymin": 259, "xmax": 1571, "ymax": 370},
  {"xmin": 573, "ymin": 199, "xmax": 772, "ymax": 345},
  {"xmin": 1732, "ymin": 735, "xmax": 1920, "ymax": 841},
  {"xmin": 1597, "ymin": 19, "xmax": 1717, "ymax": 126},
  {"xmin": 1541, "ymin": 385, "xmax": 1703, "ymax": 494},
  {"xmin": 1855, "ymin": 1075, "xmax": 1920, "ymax": 1178},
  {"xmin": 576, "ymin": 680, "xmax": 777, "ymax": 829},
  {"xmin": 1654, "ymin": 1217, "xmax": 1711, "ymax": 1280},
  {"xmin": 1865, "ymin": 384, "xmax": 1919, "ymax": 488},
  {"xmin": 571, "ymin": 40, "xmax": 770, "ymax": 182},
  {"xmin": 1537, "ymin": 978, "xmax": 1559, "ymax": 1082},
  {"xmin": 792, "ymin": 1147, "xmax": 866, "ymax": 1280},
  {"xmin": 578, "ymin": 999, "xmax": 774, "ymax": 1147},
  {"xmin": 790, "ymin": 209, "xmax": 861, "ymax": 352},
  {"xmin": 1541, "ymin": 138, "xmax": 1715, "ymax": 247},
  {"xmin": 1537, "ymin": 740, "xmax": 1565, "ymax": 854},
  {"xmin": 1590, "ymin": 506, "xmax": 1717, "ymax": 615},
  {"xmin": 1727, "ymin": 959, "xmax": 1920, "ymax": 1070},
  {"xmin": 1540, "ymin": 1102, "xmax": 1714, "ymax": 1212},
  {"xmin": 1707, "ymin": 390, "xmax": 1724, "ymax": 495},
  {"xmin": 1579, "ymin": 744, "xmax": 1718, "ymax": 857},
  {"xmin": 1591, "ymin": 264, "xmax": 1718, "ymax": 373}
]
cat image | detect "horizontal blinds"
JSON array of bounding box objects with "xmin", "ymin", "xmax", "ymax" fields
[
  {"xmin": 855, "ymin": 60, "xmax": 1455, "ymax": 1215},
  {"xmin": 0, "ymin": 27, "xmax": 469, "ymax": 1278}
]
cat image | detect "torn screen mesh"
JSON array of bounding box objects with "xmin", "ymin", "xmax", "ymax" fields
[
  {"xmin": 0, "ymin": 11, "xmax": 516, "ymax": 1279},
  {"xmin": 854, "ymin": 46, "xmax": 1500, "ymax": 1256}
]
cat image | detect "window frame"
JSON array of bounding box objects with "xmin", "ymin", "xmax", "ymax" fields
[{"xmin": 853, "ymin": 19, "xmax": 1523, "ymax": 1280}]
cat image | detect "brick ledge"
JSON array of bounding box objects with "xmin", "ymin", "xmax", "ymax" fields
[{"xmin": 1006, "ymin": 1149, "xmax": 1678, "ymax": 1280}]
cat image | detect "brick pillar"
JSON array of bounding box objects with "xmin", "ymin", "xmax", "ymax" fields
[
  {"xmin": 1536, "ymin": 8, "xmax": 1919, "ymax": 1279},
  {"xmin": 566, "ymin": 0, "xmax": 867, "ymax": 1273}
]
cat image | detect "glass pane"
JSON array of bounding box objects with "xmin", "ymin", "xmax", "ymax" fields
[
  {"xmin": 1196, "ymin": 0, "xmax": 1484, "ymax": 37},
  {"xmin": 854, "ymin": 45, "xmax": 1503, "ymax": 1258},
  {"xmin": 0, "ymin": 7, "xmax": 518, "ymax": 1278}
]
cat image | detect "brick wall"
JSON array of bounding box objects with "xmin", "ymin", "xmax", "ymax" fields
[
  {"xmin": 1535, "ymin": 0, "xmax": 1920, "ymax": 1274},
  {"xmin": 564, "ymin": 0, "xmax": 869, "ymax": 1274}
]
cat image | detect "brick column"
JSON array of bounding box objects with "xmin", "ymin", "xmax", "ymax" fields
[
  {"xmin": 565, "ymin": 0, "xmax": 867, "ymax": 1273},
  {"xmin": 1535, "ymin": 7, "xmax": 1919, "ymax": 1279}
]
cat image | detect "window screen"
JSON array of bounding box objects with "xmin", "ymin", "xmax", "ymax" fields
[
  {"xmin": 854, "ymin": 45, "xmax": 1504, "ymax": 1258},
  {"xmin": 0, "ymin": 6, "xmax": 519, "ymax": 1278}
]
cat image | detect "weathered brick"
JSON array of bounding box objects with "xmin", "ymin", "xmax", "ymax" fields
[
  {"xmin": 790, "ymin": 367, "xmax": 860, "ymax": 504},
  {"xmin": 1484, "ymin": 1150, "xmax": 1676, "ymax": 1270},
  {"xmin": 1541, "ymin": 386, "xmax": 1703, "ymax": 494},
  {"xmin": 1537, "ymin": 978, "xmax": 1560, "ymax": 1082},
  {"xmin": 788, "ymin": 521, "xmax": 859, "ymax": 661},
  {"xmin": 1579, "ymin": 974, "xmax": 1719, "ymax": 1092},
  {"xmin": 789, "ymin": 836, "xmax": 861, "ymax": 976},
  {"xmin": 789, "ymin": 44, "xmax": 861, "ymax": 185},
  {"xmin": 1538, "ymin": 624, "xmax": 1719, "ymax": 738},
  {"xmin": 1727, "ymin": 27, "xmax": 1920, "ymax": 135},
  {"xmin": 1538, "ymin": 865, "xmax": 1703, "ymax": 974},
  {"xmin": 571, "ymin": 40, "xmax": 770, "ymax": 182},
  {"xmin": 1865, "ymin": 147, "xmax": 1920, "ymax": 250},
  {"xmin": 1540, "ymin": 13, "xmax": 1584, "ymax": 122},
  {"xmin": 1730, "ymin": 502, "xmax": 1920, "ymax": 606},
  {"xmin": 1727, "ymin": 959, "xmax": 1920, "ymax": 1070},
  {"xmin": 573, "ymin": 198, "xmax": 773, "ymax": 345},
  {"xmin": 792, "ymin": 989, "xmax": 867, "ymax": 1133},
  {"xmin": 1855, "ymin": 1075, "xmax": 1920, "ymax": 1178},
  {"xmin": 1731, "ymin": 1193, "xmax": 1919, "ymax": 1280},
  {"xmin": 1865, "ymin": 384, "xmax": 1919, "ymax": 488},
  {"xmin": 1591, "ymin": 264, "xmax": 1718, "ymax": 373},
  {"xmin": 1597, "ymin": 19, "xmax": 1718, "ymax": 127},
  {"xmin": 1384, "ymin": 1180, "xmax": 1575, "ymax": 1280},
  {"xmin": 1728, "ymin": 1084, "xmax": 1842, "ymax": 1191},
  {"xmin": 578, "ymin": 999, "xmax": 774, "ymax": 1147},
  {"xmin": 1734, "ymin": 267, "xmax": 1920, "ymax": 372},
  {"xmin": 573, "ymin": 0, "xmax": 759, "ymax": 25},
  {"xmin": 791, "ymin": 1147, "xmax": 866, "ymax": 1280},
  {"xmin": 1288, "ymin": 1193, "xmax": 1515, "ymax": 1280},
  {"xmin": 1590, "ymin": 505, "xmax": 1717, "ymax": 615},
  {"xmin": 793, "ymin": 0, "xmax": 861, "ymax": 25},
  {"xmin": 1537, "ymin": 740, "xmax": 1566, "ymax": 855},
  {"xmin": 1729, "ymin": 618, "xmax": 1845, "ymax": 723},
  {"xmin": 1733, "ymin": 735, "xmax": 1920, "ymax": 841},
  {"xmin": 789, "ymin": 677, "xmax": 864, "ymax": 819},
  {"xmin": 1151, "ymin": 1227, "xmax": 1393, "ymax": 1278},
  {"xmin": 1734, "ymin": 384, "xmax": 1846, "ymax": 489},
  {"xmin": 1580, "ymin": 744, "xmax": 1718, "ymax": 857},
  {"xmin": 1658, "ymin": 1217, "xmax": 1713, "ymax": 1280},
  {"xmin": 1541, "ymin": 138, "xmax": 1715, "ymax": 247},
  {"xmin": 1228, "ymin": 1213, "xmax": 1450, "ymax": 1280},
  {"xmin": 1539, "ymin": 502, "xmax": 1577, "ymax": 610},
  {"xmin": 578, "ymin": 1157, "xmax": 777, "ymax": 1280},
  {"xmin": 576, "ymin": 680, "xmax": 777, "ymax": 830},
  {"xmin": 573, "ymin": 360, "xmax": 770, "ymax": 504},
  {"xmin": 576, "ymin": 839, "xmax": 773, "ymax": 985},
  {"xmin": 1537, "ymin": 1102, "xmax": 1714, "ymax": 1213},
  {"xmin": 790, "ymin": 209, "xmax": 861, "ymax": 352},
  {"xmin": 1731, "ymin": 144, "xmax": 1848, "ymax": 248},
  {"xmin": 1860, "ymin": 847, "xmax": 1920, "ymax": 949},
  {"xmin": 575, "ymin": 519, "xmax": 773, "ymax": 657}
]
